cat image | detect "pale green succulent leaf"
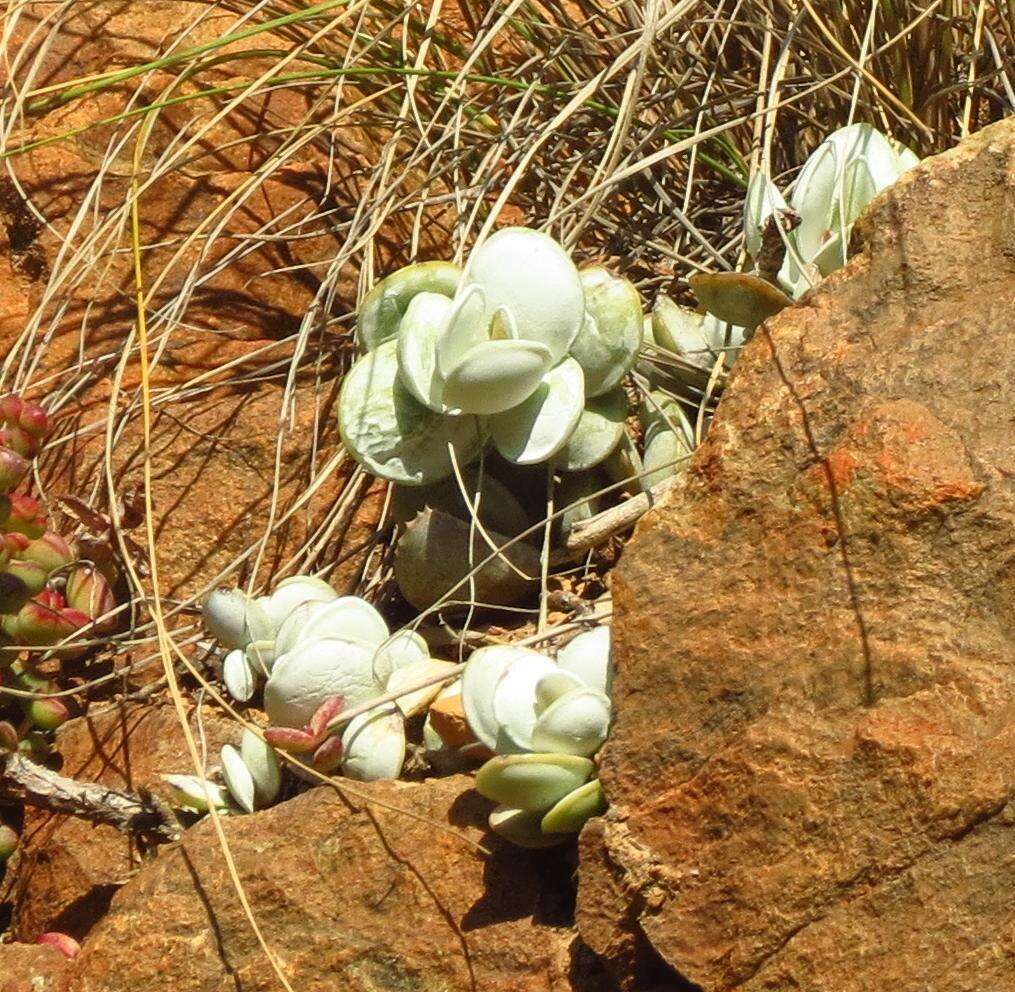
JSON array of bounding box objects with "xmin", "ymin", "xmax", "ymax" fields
[
  {"xmin": 530, "ymin": 687, "xmax": 611, "ymax": 756},
  {"xmin": 475, "ymin": 753, "xmax": 594, "ymax": 811},
  {"xmin": 489, "ymin": 805, "xmax": 566, "ymax": 848},
  {"xmin": 220, "ymin": 744, "xmax": 256, "ymax": 814},
  {"xmin": 371, "ymin": 628, "xmax": 430, "ymax": 686},
  {"xmin": 239, "ymin": 729, "xmax": 282, "ymax": 808},
  {"xmin": 223, "ymin": 648, "xmax": 257, "ymax": 702},
  {"xmin": 357, "ymin": 260, "xmax": 461, "ymax": 353},
  {"xmin": 569, "ymin": 267, "xmax": 643, "ymax": 397},
  {"xmin": 265, "ymin": 636, "xmax": 382, "ymax": 728},
  {"xmin": 341, "ymin": 703, "xmax": 406, "ymax": 781},
  {"xmin": 743, "ymin": 171, "xmax": 789, "ymax": 259},
  {"xmin": 556, "ymin": 626, "xmax": 613, "ymax": 694},
  {"xmin": 436, "ymin": 283, "xmax": 488, "ymax": 379},
  {"xmin": 490, "ymin": 651, "xmax": 559, "ymax": 752},
  {"xmin": 338, "ymin": 340, "xmax": 486, "ymax": 486},
  {"xmin": 396, "ymin": 291, "xmax": 454, "ymax": 411},
  {"xmin": 488, "ymin": 356, "xmax": 584, "ymax": 465},
  {"xmin": 441, "ymin": 339, "xmax": 553, "ymax": 416},
  {"xmin": 555, "ymin": 387, "xmax": 627, "ymax": 472},
  {"xmin": 464, "ymin": 227, "xmax": 584, "ymax": 364},
  {"xmin": 540, "ymin": 778, "xmax": 607, "ymax": 834}
]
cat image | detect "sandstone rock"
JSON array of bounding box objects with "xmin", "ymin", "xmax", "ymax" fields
[
  {"xmin": 581, "ymin": 118, "xmax": 1015, "ymax": 991},
  {"xmin": 69, "ymin": 776, "xmax": 601, "ymax": 992},
  {"xmin": 0, "ymin": 943, "xmax": 71, "ymax": 992},
  {"xmin": 11, "ymin": 702, "xmax": 235, "ymax": 942}
]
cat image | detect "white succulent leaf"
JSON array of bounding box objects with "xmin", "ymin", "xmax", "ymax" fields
[
  {"xmin": 743, "ymin": 171, "xmax": 789, "ymax": 259},
  {"xmin": 341, "ymin": 703, "xmax": 406, "ymax": 781},
  {"xmin": 488, "ymin": 356, "xmax": 585, "ymax": 464},
  {"xmin": 264, "ymin": 636, "xmax": 384, "ymax": 728}
]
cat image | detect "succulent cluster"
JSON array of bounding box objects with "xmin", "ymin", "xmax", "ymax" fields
[
  {"xmin": 458, "ymin": 628, "xmax": 613, "ymax": 847},
  {"xmin": 339, "ymin": 227, "xmax": 642, "ymax": 486},
  {"xmin": 0, "ymin": 394, "xmax": 117, "ymax": 748},
  {"xmin": 168, "ymin": 576, "xmax": 460, "ymax": 813},
  {"xmin": 646, "ymin": 124, "xmax": 919, "ymax": 387}
]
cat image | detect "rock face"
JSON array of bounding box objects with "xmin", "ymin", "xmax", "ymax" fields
[
  {"xmin": 0, "ymin": 943, "xmax": 71, "ymax": 992},
  {"xmin": 11, "ymin": 702, "xmax": 236, "ymax": 941},
  {"xmin": 580, "ymin": 119, "xmax": 1015, "ymax": 991},
  {"xmin": 67, "ymin": 776, "xmax": 597, "ymax": 992}
]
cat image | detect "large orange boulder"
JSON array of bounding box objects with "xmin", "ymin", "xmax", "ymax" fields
[
  {"xmin": 68, "ymin": 777, "xmax": 605, "ymax": 992},
  {"xmin": 579, "ymin": 119, "xmax": 1015, "ymax": 991}
]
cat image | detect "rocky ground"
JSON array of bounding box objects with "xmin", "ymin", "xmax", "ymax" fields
[{"xmin": 0, "ymin": 3, "xmax": 1012, "ymax": 990}]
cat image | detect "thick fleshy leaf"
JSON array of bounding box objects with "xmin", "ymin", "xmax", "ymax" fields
[
  {"xmin": 394, "ymin": 508, "xmax": 539, "ymax": 611},
  {"xmin": 441, "ymin": 339, "xmax": 553, "ymax": 416},
  {"xmin": 239, "ymin": 728, "xmax": 282, "ymax": 807},
  {"xmin": 489, "ymin": 805, "xmax": 565, "ymax": 848},
  {"xmin": 341, "ymin": 703, "xmax": 406, "ymax": 781},
  {"xmin": 530, "ymin": 688, "xmax": 611, "ymax": 756},
  {"xmin": 743, "ymin": 171, "xmax": 789, "ymax": 259},
  {"xmin": 555, "ymin": 387, "xmax": 627, "ymax": 472},
  {"xmin": 791, "ymin": 124, "xmax": 903, "ymax": 263},
  {"xmin": 534, "ymin": 669, "xmax": 586, "ymax": 710},
  {"xmin": 568, "ymin": 268, "xmax": 642, "ymax": 396},
  {"xmin": 387, "ymin": 657, "xmax": 460, "ymax": 717},
  {"xmin": 223, "ymin": 648, "xmax": 257, "ymax": 702},
  {"xmin": 338, "ymin": 340, "xmax": 486, "ymax": 486},
  {"xmin": 461, "ymin": 645, "xmax": 536, "ymax": 751},
  {"xmin": 162, "ymin": 774, "xmax": 230, "ymax": 813},
  {"xmin": 642, "ymin": 428, "xmax": 694, "ymax": 488},
  {"xmin": 464, "ymin": 227, "xmax": 584, "ymax": 364},
  {"xmin": 202, "ymin": 588, "xmax": 253, "ymax": 650},
  {"xmin": 390, "ymin": 467, "xmax": 531, "ymax": 539},
  {"xmin": 639, "ymin": 390, "xmax": 694, "ymax": 447},
  {"xmin": 556, "ymin": 626, "xmax": 613, "ymax": 694},
  {"xmin": 475, "ymin": 753, "xmax": 594, "ymax": 811},
  {"xmin": 396, "ymin": 291, "xmax": 454, "ymax": 410},
  {"xmin": 357, "ymin": 260, "xmax": 461, "ymax": 352},
  {"xmin": 220, "ymin": 744, "xmax": 256, "ymax": 813},
  {"xmin": 650, "ymin": 297, "xmax": 709, "ymax": 359},
  {"xmin": 259, "ymin": 576, "xmax": 337, "ymax": 632},
  {"xmin": 540, "ymin": 778, "xmax": 607, "ymax": 834},
  {"xmin": 275, "ymin": 596, "xmax": 388, "ymax": 657},
  {"xmin": 264, "ymin": 636, "xmax": 382, "ymax": 728},
  {"xmin": 555, "ymin": 470, "xmax": 604, "ymax": 539},
  {"xmin": 689, "ymin": 272, "xmax": 792, "ymax": 330},
  {"xmin": 436, "ymin": 283, "xmax": 489, "ymax": 379},
  {"xmin": 371, "ymin": 628, "xmax": 430, "ymax": 686},
  {"xmin": 490, "ymin": 651, "xmax": 558, "ymax": 752},
  {"xmin": 488, "ymin": 356, "xmax": 584, "ymax": 464}
]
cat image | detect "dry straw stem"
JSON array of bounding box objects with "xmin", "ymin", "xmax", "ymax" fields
[{"xmin": 0, "ymin": 2, "xmax": 1011, "ymax": 988}]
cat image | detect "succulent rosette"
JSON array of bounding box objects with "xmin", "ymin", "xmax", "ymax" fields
[
  {"xmin": 647, "ymin": 124, "xmax": 919, "ymax": 400},
  {"xmin": 746, "ymin": 122, "xmax": 919, "ymax": 299},
  {"xmin": 199, "ymin": 575, "xmax": 456, "ymax": 790},
  {"xmin": 458, "ymin": 627, "xmax": 613, "ymax": 847},
  {"xmin": 338, "ymin": 227, "xmax": 642, "ymax": 487}
]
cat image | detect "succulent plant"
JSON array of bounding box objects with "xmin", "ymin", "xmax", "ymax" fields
[
  {"xmin": 649, "ymin": 125, "xmax": 919, "ymax": 389},
  {"xmin": 744, "ymin": 123, "xmax": 918, "ymax": 299},
  {"xmin": 338, "ymin": 227, "xmax": 643, "ymax": 488},
  {"xmin": 0, "ymin": 395, "xmax": 120, "ymax": 744},
  {"xmin": 459, "ymin": 627, "xmax": 613, "ymax": 846},
  {"xmin": 200, "ymin": 575, "xmax": 457, "ymax": 788}
]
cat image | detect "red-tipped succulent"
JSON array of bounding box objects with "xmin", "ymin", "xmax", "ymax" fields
[
  {"xmin": 264, "ymin": 695, "xmax": 344, "ymax": 771},
  {"xmin": 36, "ymin": 932, "xmax": 81, "ymax": 960},
  {"xmin": 0, "ymin": 394, "xmax": 124, "ymax": 756}
]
